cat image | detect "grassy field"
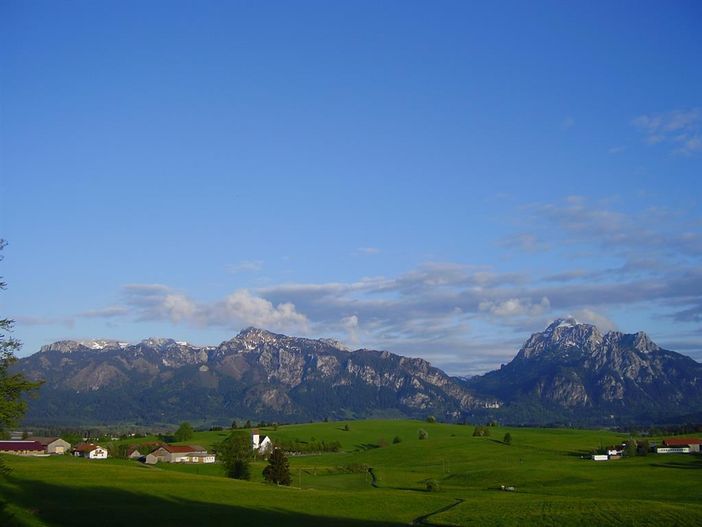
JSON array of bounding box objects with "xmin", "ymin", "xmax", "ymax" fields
[{"xmin": 2, "ymin": 420, "xmax": 701, "ymax": 526}]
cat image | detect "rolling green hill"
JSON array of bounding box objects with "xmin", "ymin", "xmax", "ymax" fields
[{"xmin": 2, "ymin": 420, "xmax": 701, "ymax": 526}]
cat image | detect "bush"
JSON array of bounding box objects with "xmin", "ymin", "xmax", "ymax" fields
[
  {"xmin": 418, "ymin": 429, "xmax": 428, "ymax": 440},
  {"xmin": 425, "ymin": 479, "xmax": 440, "ymax": 492},
  {"xmin": 503, "ymin": 432, "xmax": 512, "ymax": 445},
  {"xmin": 426, "ymin": 415, "xmax": 436, "ymax": 423},
  {"xmin": 392, "ymin": 435, "xmax": 402, "ymax": 444},
  {"xmin": 473, "ymin": 426, "xmax": 490, "ymax": 437}
]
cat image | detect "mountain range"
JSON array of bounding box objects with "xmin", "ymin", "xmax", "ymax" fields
[{"xmin": 15, "ymin": 319, "xmax": 702, "ymax": 427}]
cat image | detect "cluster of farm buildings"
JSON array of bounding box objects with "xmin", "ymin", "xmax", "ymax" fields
[
  {"xmin": 591, "ymin": 437, "xmax": 702, "ymax": 461},
  {"xmin": 0, "ymin": 430, "xmax": 273, "ymax": 463}
]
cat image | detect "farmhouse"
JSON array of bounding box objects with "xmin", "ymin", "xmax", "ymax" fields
[
  {"xmin": 146, "ymin": 444, "xmax": 215, "ymax": 464},
  {"xmin": 73, "ymin": 443, "xmax": 108, "ymax": 459},
  {"xmin": 0, "ymin": 440, "xmax": 47, "ymax": 456},
  {"xmin": 661, "ymin": 438, "xmax": 702, "ymax": 453},
  {"xmin": 31, "ymin": 437, "xmax": 72, "ymax": 454},
  {"xmin": 251, "ymin": 429, "xmax": 272, "ymax": 453}
]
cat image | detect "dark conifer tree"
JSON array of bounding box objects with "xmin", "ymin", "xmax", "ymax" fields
[{"xmin": 262, "ymin": 448, "xmax": 292, "ymax": 485}]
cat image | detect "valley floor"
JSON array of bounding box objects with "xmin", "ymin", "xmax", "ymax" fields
[{"xmin": 2, "ymin": 420, "xmax": 701, "ymax": 526}]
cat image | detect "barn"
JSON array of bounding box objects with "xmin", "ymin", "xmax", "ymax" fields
[
  {"xmin": 32, "ymin": 437, "xmax": 72, "ymax": 454},
  {"xmin": 0, "ymin": 440, "xmax": 46, "ymax": 456},
  {"xmin": 662, "ymin": 438, "xmax": 702, "ymax": 453}
]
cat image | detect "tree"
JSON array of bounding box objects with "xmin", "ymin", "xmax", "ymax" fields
[
  {"xmin": 425, "ymin": 479, "xmax": 440, "ymax": 492},
  {"xmin": 473, "ymin": 426, "xmax": 491, "ymax": 437},
  {"xmin": 392, "ymin": 435, "xmax": 402, "ymax": 444},
  {"xmin": 503, "ymin": 432, "xmax": 512, "ymax": 445},
  {"xmin": 624, "ymin": 439, "xmax": 637, "ymax": 457},
  {"xmin": 0, "ymin": 240, "xmax": 42, "ymax": 518},
  {"xmin": 174, "ymin": 422, "xmax": 194, "ymax": 442},
  {"xmin": 418, "ymin": 429, "xmax": 428, "ymax": 440},
  {"xmin": 216, "ymin": 432, "xmax": 252, "ymax": 480},
  {"xmin": 0, "ymin": 242, "xmax": 41, "ymax": 437},
  {"xmin": 426, "ymin": 415, "xmax": 436, "ymax": 423},
  {"xmin": 637, "ymin": 439, "xmax": 650, "ymax": 456},
  {"xmin": 231, "ymin": 420, "xmax": 238, "ymax": 429},
  {"xmin": 244, "ymin": 420, "xmax": 252, "ymax": 428},
  {"xmin": 263, "ymin": 448, "xmax": 291, "ymax": 485}
]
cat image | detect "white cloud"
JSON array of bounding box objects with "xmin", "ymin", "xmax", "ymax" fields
[
  {"xmin": 210, "ymin": 290, "xmax": 308, "ymax": 331},
  {"xmin": 479, "ymin": 297, "xmax": 550, "ymax": 317},
  {"xmin": 571, "ymin": 309, "xmax": 617, "ymax": 332},
  {"xmin": 120, "ymin": 284, "xmax": 308, "ymax": 333},
  {"xmin": 341, "ymin": 314, "xmax": 360, "ymax": 345},
  {"xmin": 633, "ymin": 108, "xmax": 702, "ymax": 154}
]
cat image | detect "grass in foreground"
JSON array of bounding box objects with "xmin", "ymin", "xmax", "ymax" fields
[{"xmin": 2, "ymin": 419, "xmax": 702, "ymax": 526}]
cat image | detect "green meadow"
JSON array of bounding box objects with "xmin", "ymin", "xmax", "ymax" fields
[{"xmin": 2, "ymin": 420, "xmax": 701, "ymax": 526}]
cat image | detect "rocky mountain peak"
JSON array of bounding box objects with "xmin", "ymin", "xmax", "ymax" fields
[
  {"xmin": 631, "ymin": 331, "xmax": 659, "ymax": 353},
  {"xmin": 519, "ymin": 319, "xmax": 602, "ymax": 360},
  {"xmin": 39, "ymin": 339, "xmax": 124, "ymax": 353},
  {"xmin": 139, "ymin": 337, "xmax": 178, "ymax": 349},
  {"xmin": 235, "ymin": 327, "xmax": 282, "ymax": 347}
]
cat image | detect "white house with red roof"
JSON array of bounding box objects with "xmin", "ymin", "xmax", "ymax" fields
[{"xmin": 72, "ymin": 443, "xmax": 108, "ymax": 459}]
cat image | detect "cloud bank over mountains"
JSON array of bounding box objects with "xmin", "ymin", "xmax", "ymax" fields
[{"xmin": 27, "ymin": 196, "xmax": 699, "ymax": 375}]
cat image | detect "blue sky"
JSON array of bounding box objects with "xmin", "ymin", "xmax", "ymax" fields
[{"xmin": 1, "ymin": 1, "xmax": 701, "ymax": 374}]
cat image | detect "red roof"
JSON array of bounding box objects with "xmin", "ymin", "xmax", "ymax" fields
[
  {"xmin": 663, "ymin": 438, "xmax": 702, "ymax": 447},
  {"xmin": 73, "ymin": 443, "xmax": 103, "ymax": 453},
  {"xmin": 163, "ymin": 444, "xmax": 203, "ymax": 454},
  {"xmin": 0, "ymin": 440, "xmax": 45, "ymax": 452},
  {"xmin": 29, "ymin": 437, "xmax": 60, "ymax": 447}
]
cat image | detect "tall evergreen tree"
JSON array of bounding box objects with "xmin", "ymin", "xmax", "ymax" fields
[{"xmin": 262, "ymin": 448, "xmax": 291, "ymax": 485}]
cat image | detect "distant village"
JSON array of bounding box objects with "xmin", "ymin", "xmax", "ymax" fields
[
  {"xmin": 590, "ymin": 437, "xmax": 701, "ymax": 461},
  {"xmin": 1, "ymin": 429, "xmax": 701, "ymax": 464},
  {"xmin": 0, "ymin": 429, "xmax": 273, "ymax": 463}
]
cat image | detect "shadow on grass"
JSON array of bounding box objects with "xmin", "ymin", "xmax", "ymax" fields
[
  {"xmin": 2, "ymin": 477, "xmax": 406, "ymax": 527},
  {"xmin": 354, "ymin": 443, "xmax": 380, "ymax": 451},
  {"xmin": 564, "ymin": 450, "xmax": 592, "ymax": 458},
  {"xmin": 650, "ymin": 457, "xmax": 702, "ymax": 470}
]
